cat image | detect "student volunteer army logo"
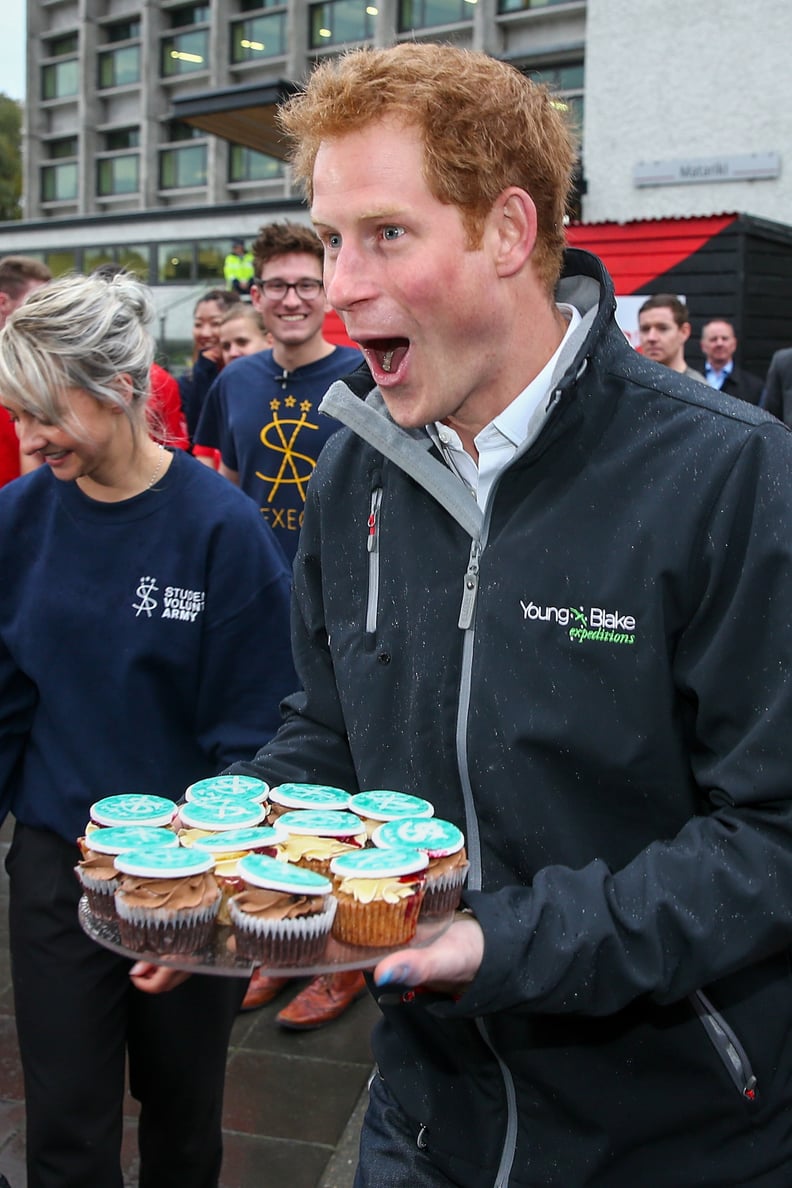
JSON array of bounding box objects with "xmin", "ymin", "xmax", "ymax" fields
[
  {"xmin": 132, "ymin": 577, "xmax": 205, "ymax": 622},
  {"xmin": 520, "ymin": 600, "xmax": 636, "ymax": 646}
]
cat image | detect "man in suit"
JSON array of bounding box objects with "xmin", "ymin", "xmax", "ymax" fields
[
  {"xmin": 761, "ymin": 347, "xmax": 792, "ymax": 426},
  {"xmin": 700, "ymin": 318, "xmax": 764, "ymax": 405}
]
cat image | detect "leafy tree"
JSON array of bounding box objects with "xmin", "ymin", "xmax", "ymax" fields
[{"xmin": 0, "ymin": 94, "xmax": 22, "ymax": 221}]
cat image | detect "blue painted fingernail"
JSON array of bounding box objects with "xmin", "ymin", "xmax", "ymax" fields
[{"xmin": 376, "ymin": 963, "xmax": 410, "ymax": 987}]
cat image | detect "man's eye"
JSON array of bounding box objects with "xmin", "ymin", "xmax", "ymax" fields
[
  {"xmin": 326, "ymin": 234, "xmax": 342, "ymax": 250},
  {"xmin": 381, "ymin": 226, "xmax": 404, "ymax": 241}
]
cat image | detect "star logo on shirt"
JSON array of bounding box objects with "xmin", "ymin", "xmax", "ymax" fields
[
  {"xmin": 284, "ymin": 395, "xmax": 296, "ymax": 407},
  {"xmin": 300, "ymin": 400, "xmax": 313, "ymax": 413},
  {"xmin": 270, "ymin": 398, "xmax": 281, "ymax": 411}
]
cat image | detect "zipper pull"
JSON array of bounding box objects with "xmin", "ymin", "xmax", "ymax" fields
[
  {"xmin": 367, "ymin": 488, "xmax": 382, "ymax": 554},
  {"xmin": 458, "ymin": 539, "xmax": 481, "ymax": 629}
]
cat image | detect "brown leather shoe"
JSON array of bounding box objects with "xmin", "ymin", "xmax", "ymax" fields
[
  {"xmin": 276, "ymin": 970, "xmax": 367, "ymax": 1030},
  {"xmin": 239, "ymin": 970, "xmax": 294, "ymax": 1012}
]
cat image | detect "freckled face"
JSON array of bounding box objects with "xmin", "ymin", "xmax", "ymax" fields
[{"xmin": 311, "ymin": 117, "xmax": 506, "ymax": 435}]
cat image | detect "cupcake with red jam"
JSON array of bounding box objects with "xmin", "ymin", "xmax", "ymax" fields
[
  {"xmin": 229, "ymin": 854, "xmax": 336, "ymax": 967},
  {"xmin": 114, "ymin": 846, "xmax": 220, "ymax": 955},
  {"xmin": 192, "ymin": 825, "xmax": 284, "ymax": 924},
  {"xmin": 275, "ymin": 809, "xmax": 366, "ymax": 877},
  {"xmin": 330, "ymin": 847, "xmax": 428, "ymax": 947},
  {"xmin": 75, "ymin": 825, "xmax": 179, "ymax": 921},
  {"xmin": 348, "ymin": 790, "xmax": 434, "ymax": 840},
  {"xmin": 372, "ymin": 816, "xmax": 468, "ymax": 917}
]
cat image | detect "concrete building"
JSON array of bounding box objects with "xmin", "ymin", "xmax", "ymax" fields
[{"xmin": 6, "ymin": 0, "xmax": 792, "ymax": 358}]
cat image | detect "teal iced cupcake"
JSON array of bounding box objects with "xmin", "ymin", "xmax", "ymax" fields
[
  {"xmin": 76, "ymin": 825, "xmax": 179, "ymax": 922},
  {"xmin": 372, "ymin": 817, "xmax": 468, "ymax": 917},
  {"xmin": 185, "ymin": 774, "xmax": 270, "ymax": 805},
  {"xmin": 348, "ymin": 790, "xmax": 434, "ymax": 839},
  {"xmin": 330, "ymin": 847, "xmax": 428, "ymax": 947},
  {"xmin": 229, "ymin": 854, "xmax": 336, "ymax": 967},
  {"xmin": 275, "ymin": 810, "xmax": 366, "ymax": 876},
  {"xmin": 268, "ymin": 782, "xmax": 350, "ymax": 821},
  {"xmin": 89, "ymin": 794, "xmax": 177, "ymax": 830},
  {"xmin": 177, "ymin": 796, "xmax": 266, "ymax": 845},
  {"xmin": 114, "ymin": 846, "xmax": 220, "ymax": 955},
  {"xmin": 192, "ymin": 825, "xmax": 284, "ymax": 924}
]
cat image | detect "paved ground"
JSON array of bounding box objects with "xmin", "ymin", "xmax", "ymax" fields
[{"xmin": 0, "ymin": 816, "xmax": 377, "ymax": 1188}]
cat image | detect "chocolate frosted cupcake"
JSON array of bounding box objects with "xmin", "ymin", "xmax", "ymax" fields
[
  {"xmin": 185, "ymin": 774, "xmax": 270, "ymax": 805},
  {"xmin": 372, "ymin": 817, "xmax": 468, "ymax": 917},
  {"xmin": 192, "ymin": 825, "xmax": 284, "ymax": 925},
  {"xmin": 114, "ymin": 847, "xmax": 220, "ymax": 955},
  {"xmin": 275, "ymin": 810, "xmax": 366, "ymax": 876},
  {"xmin": 229, "ymin": 854, "xmax": 336, "ymax": 967},
  {"xmin": 348, "ymin": 790, "xmax": 434, "ymax": 839},
  {"xmin": 330, "ymin": 847, "xmax": 428, "ymax": 947},
  {"xmin": 267, "ymin": 782, "xmax": 350, "ymax": 822},
  {"xmin": 75, "ymin": 825, "xmax": 179, "ymax": 922},
  {"xmin": 89, "ymin": 794, "xmax": 177, "ymax": 830}
]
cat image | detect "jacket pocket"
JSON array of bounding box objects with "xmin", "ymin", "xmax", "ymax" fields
[{"xmin": 690, "ymin": 988, "xmax": 757, "ymax": 1100}]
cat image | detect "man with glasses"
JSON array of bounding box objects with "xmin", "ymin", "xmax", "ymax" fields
[
  {"xmin": 194, "ymin": 221, "xmax": 364, "ymax": 1029},
  {"xmin": 196, "ymin": 220, "xmax": 361, "ymax": 561}
]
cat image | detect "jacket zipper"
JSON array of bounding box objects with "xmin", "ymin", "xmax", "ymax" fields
[
  {"xmin": 690, "ymin": 989, "xmax": 757, "ymax": 1100},
  {"xmin": 458, "ymin": 539, "xmax": 481, "ymax": 629},
  {"xmin": 366, "ymin": 486, "xmax": 382, "ymax": 635}
]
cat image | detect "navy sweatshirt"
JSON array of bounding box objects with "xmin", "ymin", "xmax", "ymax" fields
[{"xmin": 0, "ymin": 448, "xmax": 296, "ymax": 842}]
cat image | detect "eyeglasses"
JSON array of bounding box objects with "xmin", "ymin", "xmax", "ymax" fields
[{"xmin": 254, "ymin": 278, "xmax": 323, "ymax": 300}]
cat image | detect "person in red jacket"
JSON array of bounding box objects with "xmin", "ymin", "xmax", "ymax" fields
[{"xmin": 0, "ymin": 256, "xmax": 52, "ymax": 487}]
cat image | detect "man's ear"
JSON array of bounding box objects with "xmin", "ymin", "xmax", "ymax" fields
[
  {"xmin": 681, "ymin": 322, "xmax": 692, "ymax": 344},
  {"xmin": 490, "ymin": 187, "xmax": 537, "ymax": 278}
]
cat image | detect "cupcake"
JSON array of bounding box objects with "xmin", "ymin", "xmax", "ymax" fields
[
  {"xmin": 75, "ymin": 825, "xmax": 179, "ymax": 922},
  {"xmin": 372, "ymin": 817, "xmax": 468, "ymax": 917},
  {"xmin": 191, "ymin": 825, "xmax": 284, "ymax": 925},
  {"xmin": 114, "ymin": 846, "xmax": 220, "ymax": 955},
  {"xmin": 275, "ymin": 810, "xmax": 366, "ymax": 876},
  {"xmin": 348, "ymin": 790, "xmax": 434, "ymax": 840},
  {"xmin": 267, "ymin": 782, "xmax": 350, "ymax": 822},
  {"xmin": 229, "ymin": 854, "xmax": 336, "ymax": 967},
  {"xmin": 89, "ymin": 794, "xmax": 177, "ymax": 831},
  {"xmin": 185, "ymin": 774, "xmax": 270, "ymax": 805},
  {"xmin": 177, "ymin": 796, "xmax": 266, "ymax": 846},
  {"xmin": 330, "ymin": 847, "xmax": 428, "ymax": 947}
]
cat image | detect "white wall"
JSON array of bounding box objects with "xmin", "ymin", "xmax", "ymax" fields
[{"xmin": 583, "ymin": 0, "xmax": 792, "ymax": 225}]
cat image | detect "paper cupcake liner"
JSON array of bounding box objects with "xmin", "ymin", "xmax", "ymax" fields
[
  {"xmin": 332, "ymin": 887, "xmax": 425, "ymax": 947},
  {"xmin": 114, "ymin": 892, "xmax": 220, "ymax": 955},
  {"xmin": 421, "ymin": 863, "xmax": 470, "ymax": 919},
  {"xmin": 75, "ymin": 867, "xmax": 120, "ymax": 921},
  {"xmin": 229, "ymin": 896, "xmax": 336, "ymax": 966}
]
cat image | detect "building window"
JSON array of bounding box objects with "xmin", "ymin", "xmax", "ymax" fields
[
  {"xmin": 97, "ymin": 155, "xmax": 140, "ymax": 196},
  {"xmin": 161, "ymin": 30, "xmax": 210, "ymax": 76},
  {"xmin": 163, "ymin": 120, "xmax": 203, "ymax": 142},
  {"xmin": 524, "ymin": 61, "xmax": 584, "ymax": 131},
  {"xmin": 41, "ymin": 162, "xmax": 78, "ymax": 202},
  {"xmin": 104, "ymin": 18, "xmax": 142, "ymax": 41},
  {"xmin": 159, "ymin": 144, "xmax": 207, "ymax": 189},
  {"xmin": 197, "ymin": 241, "xmax": 226, "ymax": 280},
  {"xmin": 44, "ymin": 250, "xmax": 78, "ymax": 276},
  {"xmin": 228, "ymin": 144, "xmax": 284, "ymax": 182},
  {"xmin": 41, "ymin": 59, "xmax": 79, "ymax": 100},
  {"xmin": 168, "ymin": 4, "xmax": 211, "ymax": 26},
  {"xmin": 45, "ymin": 33, "xmax": 79, "ymax": 56},
  {"xmin": 47, "ymin": 136, "xmax": 79, "ymax": 159},
  {"xmin": 104, "ymin": 127, "xmax": 141, "ymax": 151},
  {"xmin": 83, "ymin": 244, "xmax": 150, "ymax": 280},
  {"xmin": 98, "ymin": 45, "xmax": 141, "ymax": 88},
  {"xmin": 398, "ymin": 0, "xmax": 474, "ymax": 31},
  {"xmin": 158, "ymin": 242, "xmax": 195, "ymax": 282},
  {"xmin": 230, "ymin": 13, "xmax": 287, "ymax": 62},
  {"xmin": 498, "ymin": 0, "xmax": 573, "ymax": 8},
  {"xmin": 310, "ymin": 0, "xmax": 375, "ymax": 46}
]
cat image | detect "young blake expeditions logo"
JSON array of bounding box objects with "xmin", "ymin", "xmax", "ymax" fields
[
  {"xmin": 132, "ymin": 577, "xmax": 205, "ymax": 623},
  {"xmin": 255, "ymin": 396, "xmax": 319, "ymax": 535},
  {"xmin": 520, "ymin": 600, "xmax": 636, "ymax": 646}
]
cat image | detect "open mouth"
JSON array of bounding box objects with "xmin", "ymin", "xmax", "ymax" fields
[{"xmin": 361, "ymin": 337, "xmax": 410, "ymax": 378}]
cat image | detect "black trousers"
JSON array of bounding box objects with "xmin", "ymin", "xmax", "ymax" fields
[{"xmin": 6, "ymin": 823, "xmax": 245, "ymax": 1188}]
